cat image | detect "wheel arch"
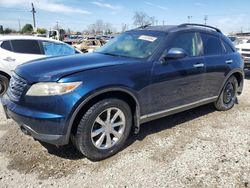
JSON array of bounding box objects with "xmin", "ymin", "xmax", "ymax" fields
[
  {"xmin": 232, "ymin": 71, "xmax": 244, "ymax": 95},
  {"xmin": 218, "ymin": 69, "xmax": 244, "ymax": 96},
  {"xmin": 65, "ymin": 88, "xmax": 141, "ymax": 143},
  {"xmin": 0, "ymin": 71, "xmax": 11, "ymax": 80}
]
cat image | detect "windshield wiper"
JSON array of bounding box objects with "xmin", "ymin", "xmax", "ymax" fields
[
  {"xmin": 97, "ymin": 52, "xmax": 126, "ymax": 58},
  {"xmin": 97, "ymin": 52, "xmax": 137, "ymax": 59}
]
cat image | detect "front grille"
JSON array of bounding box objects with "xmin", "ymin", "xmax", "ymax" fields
[
  {"xmin": 242, "ymin": 49, "xmax": 250, "ymax": 52},
  {"xmin": 8, "ymin": 72, "xmax": 27, "ymax": 101}
]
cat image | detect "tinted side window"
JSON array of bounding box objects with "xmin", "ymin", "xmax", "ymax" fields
[
  {"xmin": 222, "ymin": 41, "xmax": 234, "ymax": 54},
  {"xmin": 1, "ymin": 40, "xmax": 12, "ymax": 51},
  {"xmin": 201, "ymin": 34, "xmax": 224, "ymax": 55},
  {"xmin": 169, "ymin": 32, "xmax": 199, "ymax": 56},
  {"xmin": 42, "ymin": 41, "xmax": 75, "ymax": 56},
  {"xmin": 11, "ymin": 40, "xmax": 42, "ymax": 54}
]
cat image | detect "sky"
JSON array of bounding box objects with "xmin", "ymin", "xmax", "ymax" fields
[{"xmin": 0, "ymin": 0, "xmax": 249, "ymax": 34}]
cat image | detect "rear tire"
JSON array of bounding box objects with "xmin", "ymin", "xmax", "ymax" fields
[
  {"xmin": 214, "ymin": 76, "xmax": 238, "ymax": 111},
  {"xmin": 73, "ymin": 98, "xmax": 132, "ymax": 161},
  {"xmin": 0, "ymin": 75, "xmax": 9, "ymax": 97}
]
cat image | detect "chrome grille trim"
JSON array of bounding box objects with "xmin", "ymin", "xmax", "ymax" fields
[
  {"xmin": 8, "ymin": 72, "xmax": 27, "ymax": 101},
  {"xmin": 242, "ymin": 49, "xmax": 250, "ymax": 52},
  {"xmin": 242, "ymin": 53, "xmax": 250, "ymax": 57}
]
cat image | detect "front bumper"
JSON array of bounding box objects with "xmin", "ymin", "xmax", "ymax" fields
[
  {"xmin": 1, "ymin": 96, "xmax": 68, "ymax": 146},
  {"xmin": 244, "ymin": 58, "xmax": 250, "ymax": 68}
]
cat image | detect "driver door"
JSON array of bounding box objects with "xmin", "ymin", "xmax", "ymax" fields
[{"xmin": 148, "ymin": 32, "xmax": 206, "ymax": 114}]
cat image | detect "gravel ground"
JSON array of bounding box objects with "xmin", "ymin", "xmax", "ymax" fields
[{"xmin": 0, "ymin": 72, "xmax": 250, "ymax": 188}]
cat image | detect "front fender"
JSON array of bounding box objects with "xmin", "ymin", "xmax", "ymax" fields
[{"xmin": 65, "ymin": 86, "xmax": 141, "ymax": 144}]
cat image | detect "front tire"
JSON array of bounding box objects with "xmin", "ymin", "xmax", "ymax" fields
[
  {"xmin": 214, "ymin": 76, "xmax": 238, "ymax": 111},
  {"xmin": 73, "ymin": 98, "xmax": 132, "ymax": 161},
  {"xmin": 0, "ymin": 75, "xmax": 9, "ymax": 97}
]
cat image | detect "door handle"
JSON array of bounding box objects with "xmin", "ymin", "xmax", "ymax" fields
[
  {"xmin": 3, "ymin": 57, "xmax": 16, "ymax": 62},
  {"xmin": 225, "ymin": 59, "xmax": 233, "ymax": 64},
  {"xmin": 193, "ymin": 63, "xmax": 204, "ymax": 68}
]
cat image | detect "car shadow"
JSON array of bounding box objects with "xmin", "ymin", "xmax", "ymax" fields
[
  {"xmin": 125, "ymin": 104, "xmax": 215, "ymax": 146},
  {"xmin": 40, "ymin": 104, "xmax": 216, "ymax": 160},
  {"xmin": 39, "ymin": 141, "xmax": 84, "ymax": 160}
]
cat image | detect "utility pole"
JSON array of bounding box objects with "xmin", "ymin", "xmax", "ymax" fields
[
  {"xmin": 204, "ymin": 15, "xmax": 208, "ymax": 25},
  {"xmin": 187, "ymin": 16, "xmax": 192, "ymax": 23},
  {"xmin": 155, "ymin": 20, "xmax": 158, "ymax": 26},
  {"xmin": 31, "ymin": 3, "xmax": 36, "ymax": 28},
  {"xmin": 56, "ymin": 21, "xmax": 59, "ymax": 29},
  {"xmin": 18, "ymin": 19, "xmax": 21, "ymax": 32},
  {"xmin": 162, "ymin": 20, "xmax": 166, "ymax": 25}
]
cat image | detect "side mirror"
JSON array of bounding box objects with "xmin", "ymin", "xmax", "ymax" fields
[{"xmin": 161, "ymin": 48, "xmax": 187, "ymax": 63}]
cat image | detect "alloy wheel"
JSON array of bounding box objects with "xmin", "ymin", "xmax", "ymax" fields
[
  {"xmin": 223, "ymin": 82, "xmax": 235, "ymax": 104},
  {"xmin": 91, "ymin": 107, "xmax": 126, "ymax": 150}
]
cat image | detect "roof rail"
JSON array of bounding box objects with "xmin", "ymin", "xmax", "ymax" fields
[{"xmin": 178, "ymin": 23, "xmax": 222, "ymax": 33}]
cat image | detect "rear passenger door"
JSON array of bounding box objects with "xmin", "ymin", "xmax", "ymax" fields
[
  {"xmin": 200, "ymin": 33, "xmax": 233, "ymax": 98},
  {"xmin": 149, "ymin": 32, "xmax": 206, "ymax": 114}
]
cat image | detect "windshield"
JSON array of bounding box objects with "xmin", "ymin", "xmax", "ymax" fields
[
  {"xmin": 96, "ymin": 32, "xmax": 163, "ymax": 59},
  {"xmin": 247, "ymin": 39, "xmax": 250, "ymax": 43}
]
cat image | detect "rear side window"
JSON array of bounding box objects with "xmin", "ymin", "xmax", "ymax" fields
[
  {"xmin": 1, "ymin": 40, "xmax": 12, "ymax": 51},
  {"xmin": 41, "ymin": 41, "xmax": 75, "ymax": 56},
  {"xmin": 11, "ymin": 40, "xmax": 42, "ymax": 54},
  {"xmin": 222, "ymin": 41, "xmax": 234, "ymax": 54},
  {"xmin": 169, "ymin": 32, "xmax": 199, "ymax": 57},
  {"xmin": 201, "ymin": 34, "xmax": 224, "ymax": 55}
]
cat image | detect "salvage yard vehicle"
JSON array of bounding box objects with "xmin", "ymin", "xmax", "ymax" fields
[
  {"xmin": 1, "ymin": 24, "xmax": 244, "ymax": 161},
  {"xmin": 0, "ymin": 35, "xmax": 82, "ymax": 96},
  {"xmin": 73, "ymin": 39, "xmax": 105, "ymax": 53},
  {"xmin": 236, "ymin": 39, "xmax": 250, "ymax": 69}
]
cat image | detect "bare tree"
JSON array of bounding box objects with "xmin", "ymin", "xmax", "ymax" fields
[
  {"xmin": 133, "ymin": 11, "xmax": 151, "ymax": 27},
  {"xmin": 87, "ymin": 20, "xmax": 114, "ymax": 35},
  {"xmin": 95, "ymin": 20, "xmax": 104, "ymax": 34},
  {"xmin": 149, "ymin": 16, "xmax": 156, "ymax": 26},
  {"xmin": 104, "ymin": 22, "xmax": 112, "ymax": 34}
]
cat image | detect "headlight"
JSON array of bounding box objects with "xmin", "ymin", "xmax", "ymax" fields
[{"xmin": 26, "ymin": 82, "xmax": 82, "ymax": 96}]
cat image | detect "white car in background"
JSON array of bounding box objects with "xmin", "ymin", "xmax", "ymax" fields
[
  {"xmin": 236, "ymin": 39, "xmax": 250, "ymax": 69},
  {"xmin": 0, "ymin": 35, "xmax": 81, "ymax": 96}
]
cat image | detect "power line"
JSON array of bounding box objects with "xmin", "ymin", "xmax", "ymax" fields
[{"xmin": 0, "ymin": 7, "xmax": 29, "ymax": 12}]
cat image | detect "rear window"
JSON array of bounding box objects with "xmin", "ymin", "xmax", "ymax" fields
[
  {"xmin": 11, "ymin": 40, "xmax": 42, "ymax": 54},
  {"xmin": 201, "ymin": 34, "xmax": 224, "ymax": 55},
  {"xmin": 1, "ymin": 40, "xmax": 12, "ymax": 51},
  {"xmin": 41, "ymin": 41, "xmax": 75, "ymax": 56}
]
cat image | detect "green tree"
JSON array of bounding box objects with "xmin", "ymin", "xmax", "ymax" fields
[
  {"xmin": 21, "ymin": 24, "xmax": 33, "ymax": 33},
  {"xmin": 37, "ymin": 28, "xmax": 47, "ymax": 34},
  {"xmin": 4, "ymin": 28, "xmax": 13, "ymax": 34}
]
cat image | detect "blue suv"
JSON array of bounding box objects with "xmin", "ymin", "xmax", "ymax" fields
[{"xmin": 1, "ymin": 24, "xmax": 244, "ymax": 161}]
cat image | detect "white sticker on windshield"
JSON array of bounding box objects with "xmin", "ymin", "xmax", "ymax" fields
[{"xmin": 138, "ymin": 35, "xmax": 157, "ymax": 42}]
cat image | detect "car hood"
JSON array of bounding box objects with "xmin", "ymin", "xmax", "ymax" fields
[
  {"xmin": 235, "ymin": 43, "xmax": 250, "ymax": 49},
  {"xmin": 15, "ymin": 53, "xmax": 139, "ymax": 83}
]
